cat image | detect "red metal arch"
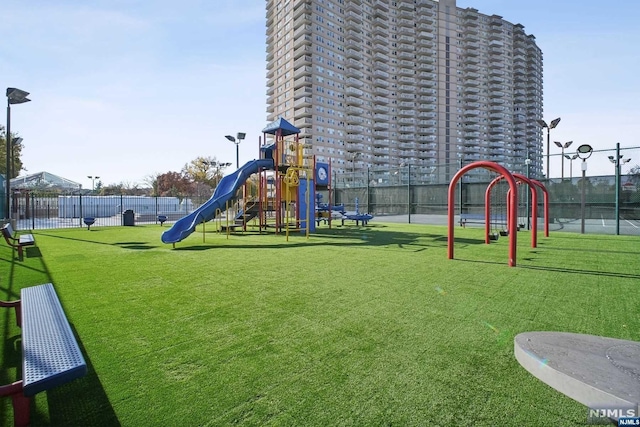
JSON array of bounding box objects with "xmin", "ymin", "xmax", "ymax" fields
[
  {"xmin": 448, "ymin": 161, "xmax": 518, "ymax": 267},
  {"xmin": 485, "ymin": 173, "xmax": 549, "ymax": 244},
  {"xmin": 486, "ymin": 173, "xmax": 539, "ymax": 248}
]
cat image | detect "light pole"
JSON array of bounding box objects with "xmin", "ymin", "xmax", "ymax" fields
[
  {"xmin": 87, "ymin": 175, "xmax": 100, "ymax": 193},
  {"xmin": 225, "ymin": 132, "xmax": 246, "ymax": 169},
  {"xmin": 6, "ymin": 87, "xmax": 31, "ymax": 220},
  {"xmin": 564, "ymin": 154, "xmax": 578, "ymax": 180},
  {"xmin": 205, "ymin": 161, "xmax": 232, "ymax": 188},
  {"xmin": 608, "ymin": 142, "xmax": 631, "ymax": 236},
  {"xmin": 576, "ymin": 144, "xmax": 593, "ymax": 234},
  {"xmin": 536, "ymin": 117, "xmax": 561, "ymax": 180},
  {"xmin": 553, "ymin": 140, "xmax": 573, "ymax": 180}
]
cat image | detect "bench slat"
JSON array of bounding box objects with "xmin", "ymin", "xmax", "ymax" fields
[
  {"xmin": 21, "ymin": 283, "xmax": 87, "ymax": 397},
  {"xmin": 18, "ymin": 235, "xmax": 34, "ymax": 245}
]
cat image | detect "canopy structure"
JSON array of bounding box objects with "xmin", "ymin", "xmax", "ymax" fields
[
  {"xmin": 262, "ymin": 117, "xmax": 300, "ymax": 136},
  {"xmin": 10, "ymin": 172, "xmax": 81, "ymax": 191}
]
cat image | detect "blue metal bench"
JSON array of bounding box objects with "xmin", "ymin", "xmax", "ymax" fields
[
  {"xmin": 1, "ymin": 223, "xmax": 35, "ymax": 260},
  {"xmin": 0, "ymin": 283, "xmax": 87, "ymax": 426}
]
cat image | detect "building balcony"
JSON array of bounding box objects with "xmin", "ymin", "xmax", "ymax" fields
[
  {"xmin": 347, "ymin": 29, "xmax": 363, "ymax": 43},
  {"xmin": 373, "ymin": 104, "xmax": 391, "ymax": 113},
  {"xmin": 417, "ymin": 103, "xmax": 436, "ymax": 112},
  {"xmin": 347, "ymin": 77, "xmax": 364, "ymax": 87},
  {"xmin": 347, "ymin": 106, "xmax": 364, "ymax": 115},
  {"xmin": 373, "ymin": 133, "xmax": 390, "ymax": 143},
  {"xmin": 346, "ymin": 10, "xmax": 362, "ymax": 23},
  {"xmin": 294, "ymin": 106, "xmax": 312, "ymax": 118},
  {"xmin": 374, "ymin": 16, "xmax": 389, "ymax": 29},
  {"xmin": 417, "ymin": 135, "xmax": 437, "ymax": 144},
  {"xmin": 348, "ymin": 58, "xmax": 363, "ymax": 69},
  {"xmin": 346, "ymin": 40, "xmax": 362, "ymax": 51},
  {"xmin": 418, "ymin": 111, "xmax": 437, "ymax": 119},
  {"xmin": 419, "ymin": 79, "xmax": 436, "ymax": 88},
  {"xmin": 293, "ymin": 24, "xmax": 312, "ymax": 39},
  {"xmin": 294, "ymin": 97, "xmax": 312, "ymax": 108},
  {"xmin": 374, "ymin": 52, "xmax": 390, "ymax": 62},
  {"xmin": 373, "ymin": 78, "xmax": 390, "ymax": 88},
  {"xmin": 398, "ymin": 67, "xmax": 415, "ymax": 77},
  {"xmin": 346, "ymin": 68, "xmax": 364, "ymax": 79},
  {"xmin": 399, "ymin": 149, "xmax": 417, "ymax": 159},
  {"xmin": 398, "ymin": 108, "xmax": 415, "ymax": 117},
  {"xmin": 374, "ymin": 87, "xmax": 391, "ymax": 97},
  {"xmin": 346, "ymin": 115, "xmax": 365, "ymax": 125},
  {"xmin": 293, "ymin": 55, "xmax": 312, "ymax": 69},
  {"xmin": 293, "ymin": 75, "xmax": 312, "ymax": 89},
  {"xmin": 345, "ymin": 133, "xmax": 364, "ymax": 143},
  {"xmin": 346, "ymin": 48, "xmax": 361, "ymax": 59},
  {"xmin": 373, "ymin": 96, "xmax": 389, "ymax": 104},
  {"xmin": 419, "ymin": 87, "xmax": 437, "ymax": 96},
  {"xmin": 293, "ymin": 33, "xmax": 312, "ymax": 49},
  {"xmin": 346, "ymin": 86, "xmax": 364, "ymax": 96},
  {"xmin": 346, "ymin": 96, "xmax": 364, "ymax": 106},
  {"xmin": 374, "ymin": 121, "xmax": 390, "ymax": 131},
  {"xmin": 373, "ymin": 42, "xmax": 390, "ymax": 54}
]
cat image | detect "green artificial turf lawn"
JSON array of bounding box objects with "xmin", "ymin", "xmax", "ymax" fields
[{"xmin": 0, "ymin": 222, "xmax": 638, "ymax": 426}]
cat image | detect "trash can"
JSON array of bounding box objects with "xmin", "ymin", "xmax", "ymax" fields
[{"xmin": 123, "ymin": 209, "xmax": 135, "ymax": 226}]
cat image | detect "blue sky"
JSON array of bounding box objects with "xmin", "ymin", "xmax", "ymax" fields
[{"xmin": 2, "ymin": 0, "xmax": 639, "ymax": 189}]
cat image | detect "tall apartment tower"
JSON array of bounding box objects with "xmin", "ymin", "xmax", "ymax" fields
[{"xmin": 265, "ymin": 0, "xmax": 543, "ymax": 180}]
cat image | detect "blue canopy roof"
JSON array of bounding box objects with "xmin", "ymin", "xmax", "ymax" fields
[{"xmin": 262, "ymin": 117, "xmax": 300, "ymax": 136}]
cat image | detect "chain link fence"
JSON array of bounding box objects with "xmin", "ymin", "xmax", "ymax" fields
[
  {"xmin": 331, "ymin": 149, "xmax": 640, "ymax": 236},
  {"xmin": 8, "ymin": 146, "xmax": 639, "ymax": 236}
]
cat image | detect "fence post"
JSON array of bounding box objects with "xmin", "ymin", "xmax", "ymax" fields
[
  {"xmin": 615, "ymin": 142, "xmax": 621, "ymax": 235},
  {"xmin": 458, "ymin": 159, "xmax": 464, "ymax": 218},
  {"xmin": 408, "ymin": 164, "xmax": 411, "ymax": 224},
  {"xmin": 31, "ymin": 193, "xmax": 35, "ymax": 230},
  {"xmin": 366, "ymin": 167, "xmax": 370, "ymax": 214}
]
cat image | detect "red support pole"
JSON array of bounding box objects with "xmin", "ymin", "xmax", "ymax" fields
[
  {"xmin": 485, "ymin": 176, "xmax": 502, "ymax": 244},
  {"xmin": 513, "ymin": 174, "xmax": 538, "ymax": 248},
  {"xmin": 531, "ymin": 179, "xmax": 550, "ymax": 237}
]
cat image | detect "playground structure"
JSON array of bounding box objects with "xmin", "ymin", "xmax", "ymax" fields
[
  {"xmin": 447, "ymin": 161, "xmax": 550, "ymax": 267},
  {"xmin": 161, "ymin": 118, "xmax": 335, "ymax": 245}
]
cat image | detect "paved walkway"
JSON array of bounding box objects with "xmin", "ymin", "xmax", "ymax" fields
[{"xmin": 515, "ymin": 331, "xmax": 640, "ymax": 421}]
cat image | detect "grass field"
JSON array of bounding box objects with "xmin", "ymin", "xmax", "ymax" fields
[{"xmin": 0, "ymin": 222, "xmax": 638, "ymax": 426}]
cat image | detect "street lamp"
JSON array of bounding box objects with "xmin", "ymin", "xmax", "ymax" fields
[
  {"xmin": 6, "ymin": 87, "xmax": 31, "ymax": 219},
  {"xmin": 553, "ymin": 140, "xmax": 573, "ymax": 180},
  {"xmin": 608, "ymin": 142, "xmax": 631, "ymax": 235},
  {"xmin": 564, "ymin": 154, "xmax": 578, "ymax": 180},
  {"xmin": 536, "ymin": 117, "xmax": 561, "ymax": 180},
  {"xmin": 87, "ymin": 175, "xmax": 100, "ymax": 193},
  {"xmin": 205, "ymin": 161, "xmax": 232, "ymax": 187},
  {"xmin": 225, "ymin": 132, "xmax": 246, "ymax": 169},
  {"xmin": 576, "ymin": 144, "xmax": 593, "ymax": 234}
]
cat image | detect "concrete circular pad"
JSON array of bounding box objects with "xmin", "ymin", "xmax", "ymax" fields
[{"xmin": 515, "ymin": 332, "xmax": 640, "ymax": 414}]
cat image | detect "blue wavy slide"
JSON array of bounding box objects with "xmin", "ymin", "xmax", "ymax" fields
[{"xmin": 161, "ymin": 158, "xmax": 274, "ymax": 244}]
